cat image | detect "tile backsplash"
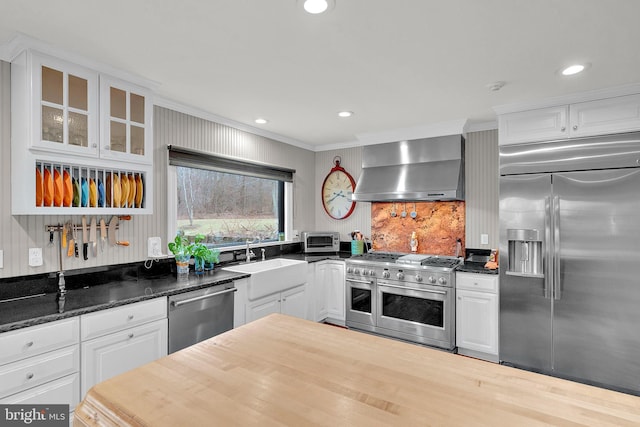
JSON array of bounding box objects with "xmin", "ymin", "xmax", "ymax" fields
[{"xmin": 370, "ymin": 201, "xmax": 465, "ymax": 256}]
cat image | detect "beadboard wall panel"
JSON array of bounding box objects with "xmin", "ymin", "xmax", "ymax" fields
[
  {"xmin": 464, "ymin": 129, "xmax": 499, "ymax": 249},
  {"xmin": 314, "ymin": 148, "xmax": 371, "ymax": 242}
]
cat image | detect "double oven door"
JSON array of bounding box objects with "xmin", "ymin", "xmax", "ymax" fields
[{"xmin": 376, "ymin": 279, "xmax": 455, "ymax": 349}]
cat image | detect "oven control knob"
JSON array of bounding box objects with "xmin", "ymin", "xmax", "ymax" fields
[
  {"xmin": 369, "ymin": 270, "xmax": 376, "ymax": 277},
  {"xmin": 382, "ymin": 270, "xmax": 390, "ymax": 279},
  {"xmin": 346, "ymin": 267, "xmax": 353, "ymax": 274},
  {"xmin": 361, "ymin": 269, "xmax": 368, "ymax": 276},
  {"xmin": 428, "ymin": 276, "xmax": 436, "ymax": 284},
  {"xmin": 354, "ymin": 268, "xmax": 360, "ymax": 275},
  {"xmin": 438, "ymin": 277, "xmax": 447, "ymax": 285},
  {"xmin": 415, "ymin": 274, "xmax": 423, "ymax": 282},
  {"xmin": 396, "ymin": 272, "xmax": 405, "ymax": 280}
]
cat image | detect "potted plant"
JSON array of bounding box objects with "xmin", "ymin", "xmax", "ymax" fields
[
  {"xmin": 190, "ymin": 234, "xmax": 220, "ymax": 274},
  {"xmin": 167, "ymin": 233, "xmax": 191, "ymax": 276}
]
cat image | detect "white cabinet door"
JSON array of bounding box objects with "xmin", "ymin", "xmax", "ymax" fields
[
  {"xmin": 1, "ymin": 373, "xmax": 80, "ymax": 412},
  {"xmin": 326, "ymin": 262, "xmax": 346, "ymax": 323},
  {"xmin": 456, "ymin": 289, "xmax": 498, "ymax": 356},
  {"xmin": 81, "ymin": 318, "xmax": 167, "ymax": 397},
  {"xmin": 499, "ymin": 106, "xmax": 568, "ymax": 145},
  {"xmin": 570, "ymin": 94, "xmax": 640, "ymax": 138},
  {"xmin": 233, "ymin": 278, "xmax": 248, "ymax": 328},
  {"xmin": 246, "ymin": 294, "xmax": 281, "ymax": 323},
  {"xmin": 281, "ymin": 285, "xmax": 308, "ymax": 320},
  {"xmin": 308, "ymin": 263, "xmax": 327, "ymax": 322}
]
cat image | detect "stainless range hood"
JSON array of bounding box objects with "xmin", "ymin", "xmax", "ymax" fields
[{"xmin": 352, "ymin": 134, "xmax": 465, "ymax": 202}]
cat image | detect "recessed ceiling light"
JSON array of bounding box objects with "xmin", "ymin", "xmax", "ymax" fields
[
  {"xmin": 561, "ymin": 64, "xmax": 587, "ymax": 76},
  {"xmin": 300, "ymin": 0, "xmax": 335, "ymax": 14},
  {"xmin": 338, "ymin": 111, "xmax": 353, "ymax": 118},
  {"xmin": 254, "ymin": 118, "xmax": 268, "ymax": 124}
]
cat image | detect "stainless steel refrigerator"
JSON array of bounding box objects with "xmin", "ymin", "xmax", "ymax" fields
[{"xmin": 499, "ymin": 132, "xmax": 640, "ymax": 395}]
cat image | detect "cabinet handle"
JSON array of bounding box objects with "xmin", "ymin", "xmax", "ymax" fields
[
  {"xmin": 128, "ymin": 333, "xmax": 134, "ymax": 339},
  {"xmin": 26, "ymin": 341, "xmax": 34, "ymax": 347},
  {"xmin": 92, "ymin": 143, "xmax": 98, "ymax": 148},
  {"xmin": 26, "ymin": 372, "xmax": 34, "ymax": 380},
  {"xmin": 127, "ymin": 314, "xmax": 134, "ymax": 320},
  {"xmin": 561, "ymin": 126, "xmax": 566, "ymax": 132},
  {"xmin": 104, "ymin": 145, "xmax": 110, "ymax": 150},
  {"xmin": 573, "ymin": 125, "xmax": 578, "ymax": 130}
]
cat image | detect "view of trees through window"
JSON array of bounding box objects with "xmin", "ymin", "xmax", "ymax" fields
[{"xmin": 176, "ymin": 166, "xmax": 282, "ymax": 246}]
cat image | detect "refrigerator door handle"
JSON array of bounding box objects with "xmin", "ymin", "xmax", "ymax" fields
[
  {"xmin": 553, "ymin": 195, "xmax": 561, "ymax": 300},
  {"xmin": 544, "ymin": 196, "xmax": 552, "ymax": 299}
]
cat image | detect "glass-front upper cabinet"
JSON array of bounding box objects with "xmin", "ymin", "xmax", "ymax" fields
[
  {"xmin": 30, "ymin": 52, "xmax": 99, "ymax": 157},
  {"xmin": 100, "ymin": 76, "xmax": 153, "ymax": 165}
]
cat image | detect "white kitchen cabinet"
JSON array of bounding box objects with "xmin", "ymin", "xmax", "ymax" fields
[
  {"xmin": 499, "ymin": 94, "xmax": 640, "ymax": 145},
  {"xmin": 80, "ymin": 298, "xmax": 167, "ymax": 397},
  {"xmin": 456, "ymin": 272, "xmax": 499, "ymax": 362},
  {"xmin": 11, "ymin": 48, "xmax": 153, "ymax": 215},
  {"xmin": 0, "ymin": 317, "xmax": 80, "ymax": 415},
  {"xmin": 307, "ymin": 263, "xmax": 325, "ymax": 322},
  {"xmin": 81, "ymin": 318, "xmax": 167, "ymax": 397},
  {"xmin": 246, "ymin": 285, "xmax": 308, "ymax": 323},
  {"xmin": 316, "ymin": 260, "xmax": 345, "ymax": 325}
]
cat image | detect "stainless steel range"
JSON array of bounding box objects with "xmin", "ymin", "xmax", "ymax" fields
[{"xmin": 345, "ymin": 252, "xmax": 461, "ymax": 350}]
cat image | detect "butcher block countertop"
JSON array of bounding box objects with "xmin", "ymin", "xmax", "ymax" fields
[{"xmin": 74, "ymin": 314, "xmax": 640, "ymax": 427}]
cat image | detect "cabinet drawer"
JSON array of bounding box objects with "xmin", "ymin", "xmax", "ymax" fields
[
  {"xmin": 0, "ymin": 373, "xmax": 80, "ymax": 410},
  {"xmin": 0, "ymin": 317, "xmax": 79, "ymax": 366},
  {"xmin": 456, "ymin": 272, "xmax": 498, "ymax": 292},
  {"xmin": 81, "ymin": 298, "xmax": 167, "ymax": 340},
  {"xmin": 0, "ymin": 345, "xmax": 79, "ymax": 399}
]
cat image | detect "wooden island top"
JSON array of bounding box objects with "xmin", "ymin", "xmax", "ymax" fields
[{"xmin": 74, "ymin": 314, "xmax": 640, "ymax": 426}]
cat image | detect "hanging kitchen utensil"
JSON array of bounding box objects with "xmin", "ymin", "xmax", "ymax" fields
[
  {"xmin": 410, "ymin": 202, "xmax": 417, "ymax": 219},
  {"xmin": 66, "ymin": 222, "xmax": 74, "ymax": 258},
  {"xmin": 73, "ymin": 222, "xmax": 79, "ymax": 258},
  {"xmin": 62, "ymin": 223, "xmax": 67, "ymax": 248},
  {"xmin": 90, "ymin": 217, "xmax": 97, "ymax": 257},
  {"xmin": 390, "ymin": 202, "xmax": 397, "ymax": 217},
  {"xmin": 401, "ymin": 203, "xmax": 407, "ymax": 218},
  {"xmin": 108, "ymin": 215, "xmax": 130, "ymax": 247},
  {"xmin": 100, "ymin": 218, "xmax": 106, "ymax": 252},
  {"xmin": 81, "ymin": 216, "xmax": 89, "ymax": 260}
]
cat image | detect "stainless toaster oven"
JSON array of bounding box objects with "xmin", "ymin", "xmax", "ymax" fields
[{"xmin": 301, "ymin": 231, "xmax": 340, "ymax": 253}]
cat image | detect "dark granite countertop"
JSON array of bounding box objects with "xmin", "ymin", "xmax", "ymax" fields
[
  {"xmin": 0, "ymin": 269, "xmax": 248, "ymax": 333},
  {"xmin": 456, "ymin": 262, "xmax": 499, "ymax": 275}
]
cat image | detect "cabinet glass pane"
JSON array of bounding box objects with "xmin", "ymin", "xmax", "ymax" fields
[
  {"xmin": 69, "ymin": 74, "xmax": 88, "ymax": 110},
  {"xmin": 131, "ymin": 125, "xmax": 144, "ymax": 155},
  {"xmin": 110, "ymin": 87, "xmax": 126, "ymax": 119},
  {"xmin": 42, "ymin": 106, "xmax": 64, "ymax": 143},
  {"xmin": 42, "ymin": 66, "xmax": 63, "ymax": 105},
  {"xmin": 110, "ymin": 121, "xmax": 126, "ymax": 153},
  {"xmin": 130, "ymin": 93, "xmax": 145, "ymax": 124},
  {"xmin": 68, "ymin": 112, "xmax": 88, "ymax": 147}
]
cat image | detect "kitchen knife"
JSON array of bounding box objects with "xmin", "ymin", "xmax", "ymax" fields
[
  {"xmin": 67, "ymin": 222, "xmax": 74, "ymax": 257},
  {"xmin": 108, "ymin": 216, "xmax": 117, "ymax": 246},
  {"xmin": 90, "ymin": 217, "xmax": 97, "ymax": 257},
  {"xmin": 100, "ymin": 218, "xmax": 106, "ymax": 251},
  {"xmin": 82, "ymin": 216, "xmax": 88, "ymax": 260}
]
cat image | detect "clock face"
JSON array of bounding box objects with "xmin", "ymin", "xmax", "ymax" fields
[{"xmin": 322, "ymin": 169, "xmax": 356, "ymax": 220}]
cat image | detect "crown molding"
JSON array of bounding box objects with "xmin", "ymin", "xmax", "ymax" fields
[{"xmin": 355, "ymin": 119, "xmax": 469, "ymax": 146}]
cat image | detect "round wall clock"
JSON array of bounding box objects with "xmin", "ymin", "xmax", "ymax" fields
[{"xmin": 322, "ymin": 157, "xmax": 356, "ymax": 220}]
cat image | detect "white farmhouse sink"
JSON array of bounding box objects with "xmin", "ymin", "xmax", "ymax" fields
[{"xmin": 222, "ymin": 258, "xmax": 308, "ymax": 300}]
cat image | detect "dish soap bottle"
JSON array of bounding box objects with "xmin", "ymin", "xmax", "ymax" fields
[{"xmin": 410, "ymin": 231, "xmax": 419, "ymax": 252}]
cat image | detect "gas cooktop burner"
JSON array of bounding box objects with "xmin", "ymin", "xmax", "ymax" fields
[{"xmin": 349, "ymin": 252, "xmax": 462, "ymax": 269}]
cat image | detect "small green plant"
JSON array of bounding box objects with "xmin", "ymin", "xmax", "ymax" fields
[
  {"xmin": 169, "ymin": 233, "xmax": 220, "ymax": 265},
  {"xmin": 167, "ymin": 233, "xmax": 190, "ymax": 257}
]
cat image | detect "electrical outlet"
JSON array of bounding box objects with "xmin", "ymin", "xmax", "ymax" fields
[
  {"xmin": 480, "ymin": 234, "xmax": 489, "ymax": 245},
  {"xmin": 29, "ymin": 247, "xmax": 43, "ymax": 267},
  {"xmin": 147, "ymin": 237, "xmax": 163, "ymax": 258}
]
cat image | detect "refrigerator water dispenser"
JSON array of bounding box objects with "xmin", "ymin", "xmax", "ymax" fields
[{"xmin": 506, "ymin": 229, "xmax": 543, "ymax": 277}]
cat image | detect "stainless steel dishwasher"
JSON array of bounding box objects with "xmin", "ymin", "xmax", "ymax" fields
[{"xmin": 168, "ymin": 282, "xmax": 237, "ymax": 353}]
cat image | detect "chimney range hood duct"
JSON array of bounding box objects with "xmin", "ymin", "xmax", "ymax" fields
[{"xmin": 352, "ymin": 134, "xmax": 465, "ymax": 202}]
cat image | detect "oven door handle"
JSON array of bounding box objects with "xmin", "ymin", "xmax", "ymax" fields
[
  {"xmin": 346, "ymin": 278, "xmax": 373, "ymax": 285},
  {"xmin": 379, "ymin": 282, "xmax": 447, "ymax": 295},
  {"xmin": 170, "ymin": 287, "xmax": 237, "ymax": 308}
]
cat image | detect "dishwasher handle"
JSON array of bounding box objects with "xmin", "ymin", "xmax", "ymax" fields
[{"xmin": 170, "ymin": 287, "xmax": 237, "ymax": 308}]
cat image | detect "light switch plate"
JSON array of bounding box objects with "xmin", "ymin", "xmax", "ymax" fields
[
  {"xmin": 480, "ymin": 234, "xmax": 489, "ymax": 245},
  {"xmin": 147, "ymin": 237, "xmax": 164, "ymax": 258},
  {"xmin": 29, "ymin": 247, "xmax": 43, "ymax": 267}
]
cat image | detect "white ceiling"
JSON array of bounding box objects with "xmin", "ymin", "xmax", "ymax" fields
[{"xmin": 1, "ymin": 0, "xmax": 639, "ymax": 150}]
